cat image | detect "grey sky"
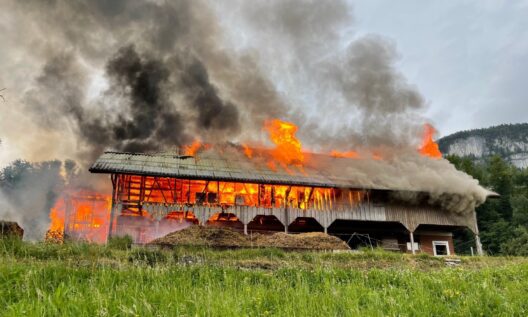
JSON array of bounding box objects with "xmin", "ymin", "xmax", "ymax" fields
[{"xmin": 352, "ymin": 0, "xmax": 528, "ymax": 136}]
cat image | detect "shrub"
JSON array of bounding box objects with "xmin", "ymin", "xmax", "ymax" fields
[
  {"xmin": 108, "ymin": 235, "xmax": 133, "ymax": 250},
  {"xmin": 128, "ymin": 248, "xmax": 167, "ymax": 266}
]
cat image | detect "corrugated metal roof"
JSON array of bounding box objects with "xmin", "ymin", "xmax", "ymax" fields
[
  {"xmin": 88, "ymin": 149, "xmax": 496, "ymax": 198},
  {"xmin": 89, "ymin": 151, "xmax": 348, "ymax": 188}
]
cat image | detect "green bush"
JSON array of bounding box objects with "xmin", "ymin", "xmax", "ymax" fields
[
  {"xmin": 128, "ymin": 248, "xmax": 167, "ymax": 266},
  {"xmin": 107, "ymin": 235, "xmax": 133, "ymax": 250}
]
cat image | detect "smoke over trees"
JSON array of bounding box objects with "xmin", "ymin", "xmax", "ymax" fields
[{"xmin": 0, "ymin": 160, "xmax": 65, "ymax": 240}]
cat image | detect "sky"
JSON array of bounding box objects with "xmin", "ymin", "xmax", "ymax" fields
[
  {"xmin": 352, "ymin": 0, "xmax": 528, "ymax": 135},
  {"xmin": 0, "ymin": 0, "xmax": 528, "ymax": 167}
]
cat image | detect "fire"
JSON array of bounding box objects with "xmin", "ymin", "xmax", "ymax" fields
[
  {"xmin": 264, "ymin": 119, "xmax": 304, "ymax": 168},
  {"xmin": 419, "ymin": 124, "xmax": 442, "ymax": 159},
  {"xmin": 49, "ymin": 205, "xmax": 64, "ymax": 232},
  {"xmin": 330, "ymin": 150, "xmax": 360, "ymax": 159},
  {"xmin": 46, "ymin": 190, "xmax": 111, "ymax": 243},
  {"xmin": 183, "ymin": 139, "xmax": 202, "ymax": 156},
  {"xmin": 242, "ymin": 144, "xmax": 253, "ymax": 158}
]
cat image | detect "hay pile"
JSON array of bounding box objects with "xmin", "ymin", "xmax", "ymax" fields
[
  {"xmin": 150, "ymin": 226, "xmax": 350, "ymax": 250},
  {"xmin": 150, "ymin": 226, "xmax": 250, "ymax": 248},
  {"xmin": 0, "ymin": 221, "xmax": 24, "ymax": 239},
  {"xmin": 252, "ymin": 232, "xmax": 350, "ymax": 250}
]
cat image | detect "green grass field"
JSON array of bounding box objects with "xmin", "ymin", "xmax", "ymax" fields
[{"xmin": 1, "ymin": 238, "xmax": 528, "ymax": 316}]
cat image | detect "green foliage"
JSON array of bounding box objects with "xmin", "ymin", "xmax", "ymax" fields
[
  {"xmin": 107, "ymin": 235, "xmax": 133, "ymax": 250},
  {"xmin": 447, "ymin": 154, "xmax": 528, "ymax": 255},
  {"xmin": 1, "ymin": 241, "xmax": 528, "ymax": 316},
  {"xmin": 501, "ymin": 227, "xmax": 528, "ymax": 256},
  {"xmin": 128, "ymin": 248, "xmax": 167, "ymax": 266}
]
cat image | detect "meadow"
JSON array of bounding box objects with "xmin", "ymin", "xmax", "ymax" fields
[{"xmin": 1, "ymin": 238, "xmax": 528, "ymax": 316}]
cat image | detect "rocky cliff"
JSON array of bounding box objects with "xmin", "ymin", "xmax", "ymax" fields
[{"xmin": 438, "ymin": 123, "xmax": 528, "ymax": 168}]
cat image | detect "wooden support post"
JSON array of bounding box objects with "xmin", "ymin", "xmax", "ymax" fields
[
  {"xmin": 409, "ymin": 231, "xmax": 416, "ymax": 255},
  {"xmin": 476, "ymin": 234, "xmax": 483, "ymax": 256},
  {"xmin": 107, "ymin": 175, "xmax": 120, "ymax": 242},
  {"xmin": 284, "ymin": 207, "xmax": 289, "ymax": 234},
  {"xmin": 244, "ymin": 224, "xmax": 248, "ymax": 235},
  {"xmin": 473, "ymin": 210, "xmax": 484, "ymax": 256},
  {"xmin": 324, "ymin": 227, "xmax": 328, "ymax": 234}
]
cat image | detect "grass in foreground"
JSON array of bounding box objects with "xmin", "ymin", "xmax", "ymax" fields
[{"xmin": 1, "ymin": 238, "xmax": 528, "ymax": 316}]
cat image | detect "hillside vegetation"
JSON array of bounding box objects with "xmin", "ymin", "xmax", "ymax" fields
[
  {"xmin": 1, "ymin": 238, "xmax": 528, "ymax": 316},
  {"xmin": 448, "ymin": 155, "xmax": 528, "ymax": 256}
]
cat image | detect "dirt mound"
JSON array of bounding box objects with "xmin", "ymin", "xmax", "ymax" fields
[{"xmin": 150, "ymin": 226, "xmax": 350, "ymax": 250}]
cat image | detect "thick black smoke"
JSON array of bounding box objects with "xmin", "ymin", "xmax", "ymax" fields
[
  {"xmin": 105, "ymin": 45, "xmax": 188, "ymax": 152},
  {"xmin": 176, "ymin": 57, "xmax": 240, "ymax": 133},
  {"xmin": 5, "ymin": 0, "xmax": 279, "ymax": 162}
]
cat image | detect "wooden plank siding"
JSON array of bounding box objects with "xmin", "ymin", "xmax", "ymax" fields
[{"xmin": 120, "ymin": 202, "xmax": 476, "ymax": 234}]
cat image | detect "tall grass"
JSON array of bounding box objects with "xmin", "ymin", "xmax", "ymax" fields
[{"xmin": 1, "ymin": 239, "xmax": 528, "ymax": 316}]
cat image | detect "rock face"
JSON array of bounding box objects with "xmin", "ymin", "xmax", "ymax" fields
[{"xmin": 438, "ymin": 123, "xmax": 528, "ymax": 168}]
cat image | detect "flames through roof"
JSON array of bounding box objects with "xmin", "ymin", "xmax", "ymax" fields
[
  {"xmin": 89, "ymin": 147, "xmax": 497, "ymax": 198},
  {"xmin": 89, "ymin": 150, "xmax": 364, "ymax": 189}
]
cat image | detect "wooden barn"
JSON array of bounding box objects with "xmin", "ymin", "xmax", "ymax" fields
[{"xmin": 89, "ymin": 148, "xmax": 495, "ymax": 255}]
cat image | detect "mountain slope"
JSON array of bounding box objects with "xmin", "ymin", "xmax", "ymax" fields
[{"xmin": 438, "ymin": 123, "xmax": 528, "ymax": 168}]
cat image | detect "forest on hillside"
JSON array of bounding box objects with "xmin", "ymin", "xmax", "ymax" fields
[{"xmin": 449, "ymin": 155, "xmax": 528, "ymax": 255}]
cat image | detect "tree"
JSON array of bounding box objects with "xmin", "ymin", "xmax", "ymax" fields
[{"xmin": 500, "ymin": 226, "xmax": 528, "ymax": 256}]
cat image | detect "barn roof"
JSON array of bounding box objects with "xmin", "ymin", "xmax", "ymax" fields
[
  {"xmin": 89, "ymin": 148, "xmax": 497, "ymax": 199},
  {"xmin": 89, "ymin": 150, "xmax": 361, "ymax": 189}
]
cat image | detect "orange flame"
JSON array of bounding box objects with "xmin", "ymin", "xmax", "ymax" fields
[
  {"xmin": 242, "ymin": 144, "xmax": 253, "ymax": 158},
  {"xmin": 47, "ymin": 190, "xmax": 111, "ymax": 243},
  {"xmin": 183, "ymin": 140, "xmax": 202, "ymax": 156},
  {"xmin": 419, "ymin": 123, "xmax": 442, "ymax": 159},
  {"xmin": 330, "ymin": 150, "xmax": 360, "ymax": 159},
  {"xmin": 264, "ymin": 119, "xmax": 304, "ymax": 168},
  {"xmin": 49, "ymin": 206, "xmax": 65, "ymax": 232}
]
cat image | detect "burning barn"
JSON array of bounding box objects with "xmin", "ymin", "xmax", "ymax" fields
[{"xmin": 88, "ymin": 136, "xmax": 495, "ymax": 256}]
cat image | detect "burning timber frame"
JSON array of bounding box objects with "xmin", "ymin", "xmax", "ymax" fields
[{"xmin": 90, "ymin": 151, "xmax": 486, "ymax": 255}]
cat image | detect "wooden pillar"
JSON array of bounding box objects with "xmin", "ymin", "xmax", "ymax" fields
[
  {"xmin": 284, "ymin": 206, "xmax": 289, "ymax": 233},
  {"xmin": 107, "ymin": 174, "xmax": 118, "ymax": 242},
  {"xmin": 475, "ymin": 234, "xmax": 483, "ymax": 256},
  {"xmin": 473, "ymin": 209, "xmax": 484, "ymax": 256},
  {"xmin": 244, "ymin": 223, "xmax": 248, "ymax": 235},
  {"xmin": 409, "ymin": 231, "xmax": 416, "ymax": 255}
]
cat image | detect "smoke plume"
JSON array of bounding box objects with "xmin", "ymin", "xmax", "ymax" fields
[
  {"xmin": 0, "ymin": 160, "xmax": 64, "ymax": 240},
  {"xmin": 0, "ymin": 0, "xmax": 490, "ymax": 236}
]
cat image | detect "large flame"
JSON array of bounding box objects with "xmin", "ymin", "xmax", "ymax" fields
[
  {"xmin": 419, "ymin": 124, "xmax": 442, "ymax": 159},
  {"xmin": 264, "ymin": 119, "xmax": 304, "ymax": 168},
  {"xmin": 183, "ymin": 139, "xmax": 202, "ymax": 156},
  {"xmin": 46, "ymin": 190, "xmax": 111, "ymax": 243}
]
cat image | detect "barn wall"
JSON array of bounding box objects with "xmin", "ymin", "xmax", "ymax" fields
[{"xmin": 418, "ymin": 234, "xmax": 455, "ymax": 256}]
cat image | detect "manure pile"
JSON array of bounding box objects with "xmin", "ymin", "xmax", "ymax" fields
[{"xmin": 150, "ymin": 226, "xmax": 350, "ymax": 250}]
